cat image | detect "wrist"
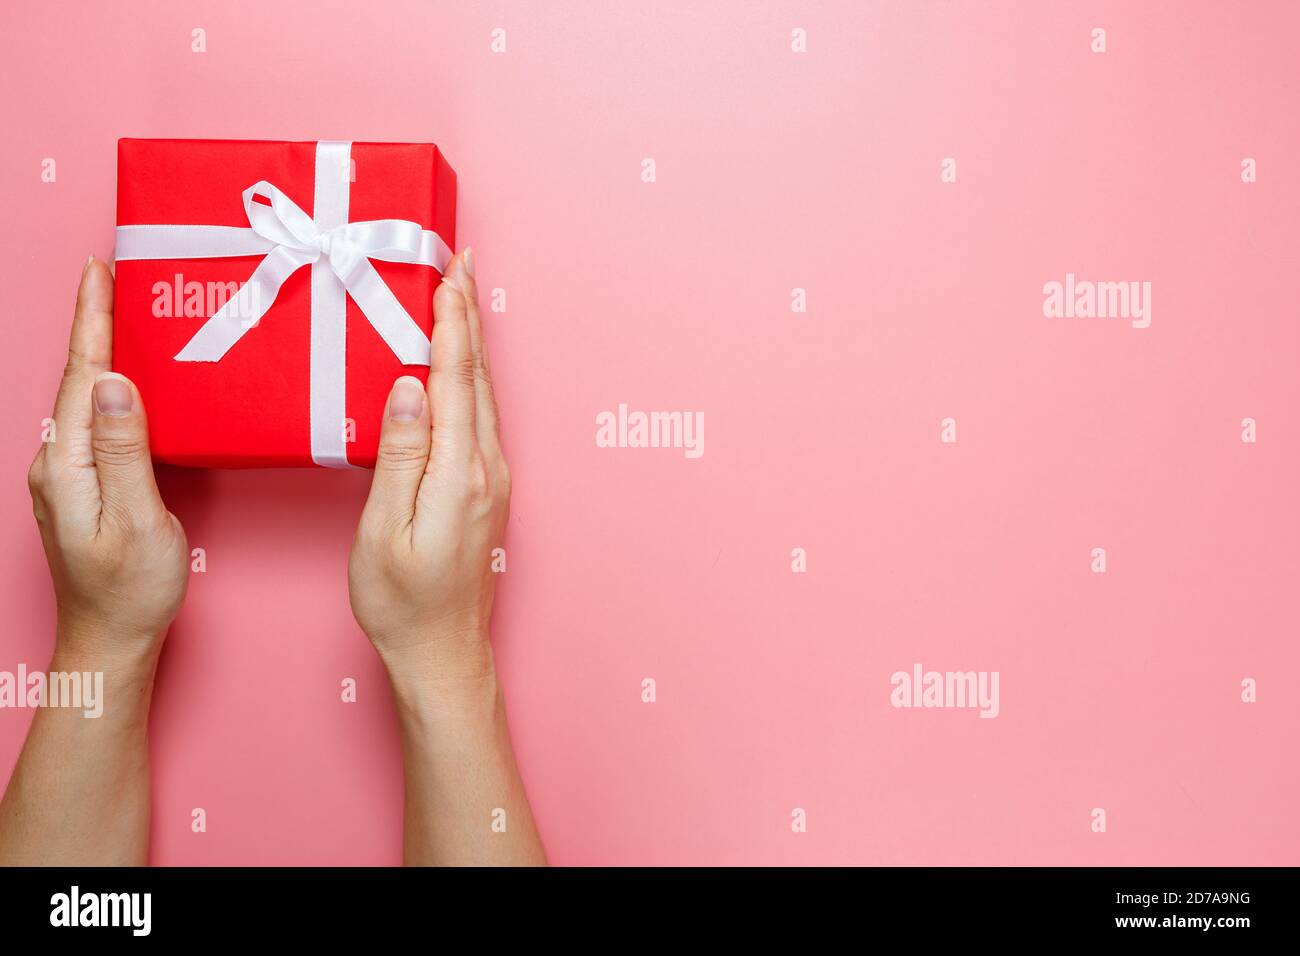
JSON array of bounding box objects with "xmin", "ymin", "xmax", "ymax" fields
[
  {"xmin": 46, "ymin": 634, "xmax": 160, "ymax": 732},
  {"xmin": 53, "ymin": 616, "xmax": 165, "ymax": 680},
  {"xmin": 372, "ymin": 621, "xmax": 495, "ymax": 680},
  {"xmin": 389, "ymin": 667, "xmax": 502, "ymax": 734},
  {"xmin": 377, "ymin": 631, "xmax": 501, "ymax": 727}
]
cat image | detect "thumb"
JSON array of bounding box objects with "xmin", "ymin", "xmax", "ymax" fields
[
  {"xmin": 362, "ymin": 376, "xmax": 432, "ymax": 530},
  {"xmin": 90, "ymin": 372, "xmax": 163, "ymax": 525}
]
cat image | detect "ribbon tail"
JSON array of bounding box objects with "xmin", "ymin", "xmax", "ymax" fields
[
  {"xmin": 115, "ymin": 224, "xmax": 277, "ymax": 261},
  {"xmin": 342, "ymin": 258, "xmax": 432, "ymax": 366},
  {"xmin": 348, "ymin": 223, "xmax": 452, "ymax": 272},
  {"xmin": 417, "ymin": 229, "xmax": 454, "ymax": 272},
  {"xmin": 174, "ymin": 246, "xmax": 313, "ymax": 361}
]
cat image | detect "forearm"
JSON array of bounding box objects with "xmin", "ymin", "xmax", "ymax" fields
[
  {"xmin": 0, "ymin": 637, "xmax": 159, "ymax": 866},
  {"xmin": 385, "ymin": 644, "xmax": 545, "ymax": 867}
]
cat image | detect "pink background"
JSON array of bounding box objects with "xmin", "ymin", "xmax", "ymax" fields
[{"xmin": 2, "ymin": 1, "xmax": 1297, "ymax": 865}]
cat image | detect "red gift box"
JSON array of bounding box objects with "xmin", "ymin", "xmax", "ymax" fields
[{"xmin": 113, "ymin": 139, "xmax": 457, "ymax": 467}]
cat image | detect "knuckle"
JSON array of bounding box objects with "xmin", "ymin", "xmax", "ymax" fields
[
  {"xmin": 434, "ymin": 280, "xmax": 465, "ymax": 314},
  {"xmin": 377, "ymin": 438, "xmax": 428, "ymax": 468},
  {"xmin": 451, "ymin": 355, "xmax": 476, "ymax": 391},
  {"xmin": 454, "ymin": 456, "xmax": 491, "ymax": 506},
  {"xmin": 63, "ymin": 351, "xmax": 87, "ymax": 377},
  {"xmin": 91, "ymin": 433, "xmax": 147, "ymax": 466},
  {"xmin": 469, "ymin": 468, "xmax": 489, "ymax": 502},
  {"xmin": 26, "ymin": 458, "xmax": 46, "ymax": 498}
]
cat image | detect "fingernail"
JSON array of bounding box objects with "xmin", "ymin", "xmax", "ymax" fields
[
  {"xmin": 445, "ymin": 251, "xmax": 472, "ymax": 292},
  {"xmin": 388, "ymin": 376, "xmax": 425, "ymax": 421},
  {"xmin": 83, "ymin": 254, "xmax": 94, "ymax": 275},
  {"xmin": 93, "ymin": 373, "xmax": 133, "ymax": 417}
]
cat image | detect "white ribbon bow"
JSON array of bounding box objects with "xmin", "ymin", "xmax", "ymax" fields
[{"xmin": 114, "ymin": 141, "xmax": 452, "ymax": 467}]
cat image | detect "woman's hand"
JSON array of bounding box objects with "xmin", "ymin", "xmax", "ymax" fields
[
  {"xmin": 348, "ymin": 249, "xmax": 510, "ymax": 683},
  {"xmin": 28, "ymin": 257, "xmax": 189, "ymax": 668},
  {"xmin": 348, "ymin": 250, "xmax": 544, "ymax": 866},
  {"xmin": 0, "ymin": 256, "xmax": 187, "ymax": 866}
]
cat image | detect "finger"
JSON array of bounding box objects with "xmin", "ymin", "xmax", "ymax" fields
[
  {"xmin": 427, "ymin": 259, "xmax": 477, "ymax": 463},
  {"xmin": 89, "ymin": 372, "xmax": 164, "ymax": 528},
  {"xmin": 49, "ymin": 257, "xmax": 114, "ymax": 466},
  {"xmin": 360, "ymin": 376, "xmax": 431, "ymax": 530},
  {"xmin": 443, "ymin": 249, "xmax": 503, "ymax": 461}
]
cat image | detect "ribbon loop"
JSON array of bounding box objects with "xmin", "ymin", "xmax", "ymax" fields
[{"xmin": 243, "ymin": 181, "xmax": 319, "ymax": 251}]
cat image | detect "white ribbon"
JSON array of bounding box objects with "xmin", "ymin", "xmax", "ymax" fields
[{"xmin": 114, "ymin": 141, "xmax": 452, "ymax": 468}]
